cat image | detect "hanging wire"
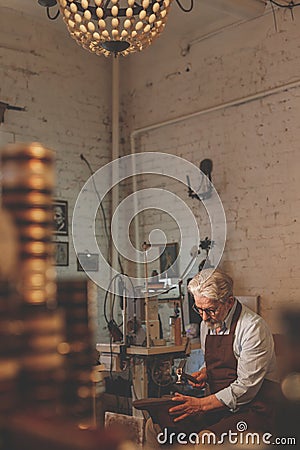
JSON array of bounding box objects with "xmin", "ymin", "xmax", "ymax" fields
[
  {"xmin": 80, "ymin": 154, "xmax": 125, "ymax": 274},
  {"xmin": 104, "ymin": 273, "xmax": 123, "ymax": 324},
  {"xmin": 270, "ymin": 1, "xmax": 279, "ymax": 31},
  {"xmin": 103, "ymin": 273, "xmax": 136, "ymax": 325},
  {"xmin": 46, "ymin": 6, "xmax": 60, "ymax": 20},
  {"xmin": 269, "ymin": 1, "xmax": 300, "ymax": 30},
  {"xmin": 290, "ymin": 5, "xmax": 295, "ymax": 19},
  {"xmin": 80, "ymin": 155, "xmax": 110, "ymax": 252},
  {"xmin": 269, "ymin": 0, "xmax": 300, "ymax": 8},
  {"xmin": 175, "ymin": 0, "xmax": 194, "ymax": 13}
]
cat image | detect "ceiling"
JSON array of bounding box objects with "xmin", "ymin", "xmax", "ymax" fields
[
  {"xmin": 1, "ymin": 0, "xmax": 267, "ymax": 49},
  {"xmin": 1, "ymin": 0, "xmax": 266, "ymax": 39}
]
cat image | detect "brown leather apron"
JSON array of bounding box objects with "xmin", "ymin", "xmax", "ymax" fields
[{"xmin": 203, "ymin": 300, "xmax": 280, "ymax": 435}]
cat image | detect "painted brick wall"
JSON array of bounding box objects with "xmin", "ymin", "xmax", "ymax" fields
[
  {"xmin": 0, "ymin": 7, "xmax": 112, "ymax": 342},
  {"xmin": 2, "ymin": 6, "xmax": 300, "ymax": 341},
  {"xmin": 120, "ymin": 8, "xmax": 300, "ymax": 332}
]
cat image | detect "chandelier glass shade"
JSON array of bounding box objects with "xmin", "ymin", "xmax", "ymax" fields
[{"xmin": 57, "ymin": 0, "xmax": 173, "ymax": 57}]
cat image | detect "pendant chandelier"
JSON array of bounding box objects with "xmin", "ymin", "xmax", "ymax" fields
[{"xmin": 38, "ymin": 0, "xmax": 193, "ymax": 57}]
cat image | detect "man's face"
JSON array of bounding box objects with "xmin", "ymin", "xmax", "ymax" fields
[{"xmin": 193, "ymin": 295, "xmax": 233, "ymax": 329}]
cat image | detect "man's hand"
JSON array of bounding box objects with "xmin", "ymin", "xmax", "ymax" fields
[
  {"xmin": 189, "ymin": 368, "xmax": 207, "ymax": 388},
  {"xmin": 169, "ymin": 393, "xmax": 204, "ymax": 422},
  {"xmin": 169, "ymin": 391, "xmax": 225, "ymax": 422}
]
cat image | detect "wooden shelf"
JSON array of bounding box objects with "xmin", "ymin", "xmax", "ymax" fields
[{"xmin": 96, "ymin": 340, "xmax": 200, "ymax": 356}]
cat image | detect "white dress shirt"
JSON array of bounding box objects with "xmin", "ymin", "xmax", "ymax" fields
[{"xmin": 200, "ymin": 299, "xmax": 279, "ymax": 411}]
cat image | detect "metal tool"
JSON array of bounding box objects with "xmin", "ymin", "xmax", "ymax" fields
[{"xmin": 175, "ymin": 366, "xmax": 199, "ymax": 385}]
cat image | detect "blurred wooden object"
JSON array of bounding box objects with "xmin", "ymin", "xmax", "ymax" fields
[
  {"xmin": 3, "ymin": 413, "xmax": 126, "ymax": 450},
  {"xmin": 105, "ymin": 412, "xmax": 144, "ymax": 446}
]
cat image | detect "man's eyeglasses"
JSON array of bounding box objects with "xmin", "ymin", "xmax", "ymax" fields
[{"xmin": 192, "ymin": 303, "xmax": 222, "ymax": 317}]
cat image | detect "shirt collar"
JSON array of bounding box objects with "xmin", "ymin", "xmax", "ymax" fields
[{"xmin": 223, "ymin": 297, "xmax": 237, "ymax": 331}]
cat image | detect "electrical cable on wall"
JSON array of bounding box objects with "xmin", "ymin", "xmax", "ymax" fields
[
  {"xmin": 104, "ymin": 274, "xmax": 123, "ymax": 325},
  {"xmin": 103, "ymin": 272, "xmax": 137, "ymax": 343},
  {"xmin": 80, "ymin": 153, "xmax": 125, "ymax": 274},
  {"xmin": 80, "ymin": 156, "xmax": 146, "ymax": 352},
  {"xmin": 80, "ymin": 155, "xmax": 110, "ymax": 247},
  {"xmin": 79, "ymin": 154, "xmax": 129, "ymax": 341}
]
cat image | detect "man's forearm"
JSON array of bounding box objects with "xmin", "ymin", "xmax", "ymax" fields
[{"xmin": 201, "ymin": 394, "xmax": 226, "ymax": 412}]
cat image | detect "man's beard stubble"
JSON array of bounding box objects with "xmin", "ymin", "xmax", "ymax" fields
[{"xmin": 204, "ymin": 319, "xmax": 223, "ymax": 330}]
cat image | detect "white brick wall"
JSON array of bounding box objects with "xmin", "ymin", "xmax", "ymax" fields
[
  {"xmin": 119, "ymin": 8, "xmax": 300, "ymax": 332},
  {"xmin": 0, "ymin": 7, "xmax": 112, "ymax": 342},
  {"xmin": 2, "ymin": 6, "xmax": 300, "ymax": 340}
]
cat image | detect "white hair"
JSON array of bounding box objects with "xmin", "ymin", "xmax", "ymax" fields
[{"xmin": 188, "ymin": 269, "xmax": 233, "ymax": 302}]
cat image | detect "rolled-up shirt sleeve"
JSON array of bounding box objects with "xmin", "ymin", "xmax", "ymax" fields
[{"xmin": 215, "ymin": 317, "xmax": 275, "ymax": 411}]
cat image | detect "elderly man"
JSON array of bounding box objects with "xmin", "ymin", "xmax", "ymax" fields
[
  {"xmin": 168, "ymin": 268, "xmax": 280, "ymax": 437},
  {"xmin": 144, "ymin": 269, "xmax": 280, "ymax": 445}
]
